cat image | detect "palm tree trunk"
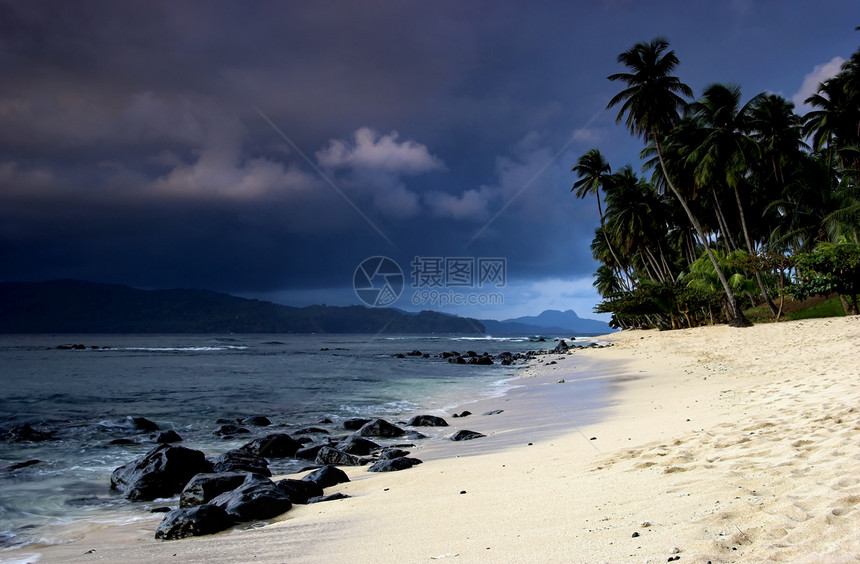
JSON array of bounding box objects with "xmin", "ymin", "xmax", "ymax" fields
[
  {"xmin": 711, "ymin": 187, "xmax": 736, "ymax": 253},
  {"xmin": 654, "ymin": 134, "xmax": 751, "ymax": 327},
  {"xmin": 731, "ymin": 185, "xmax": 779, "ymax": 315},
  {"xmin": 596, "ymin": 192, "xmax": 631, "ymax": 290}
]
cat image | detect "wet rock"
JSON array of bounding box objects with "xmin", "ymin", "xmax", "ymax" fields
[
  {"xmin": 214, "ymin": 424, "xmax": 250, "ymax": 437},
  {"xmin": 315, "ymin": 446, "xmax": 364, "ymax": 466},
  {"xmin": 343, "ymin": 418, "xmax": 371, "ymax": 430},
  {"xmin": 337, "ymin": 436, "xmax": 380, "ymax": 456},
  {"xmin": 407, "ymin": 415, "xmax": 448, "ymax": 427},
  {"xmin": 302, "ymin": 465, "xmax": 350, "ymax": 489},
  {"xmin": 242, "ymin": 416, "xmax": 271, "ymax": 427},
  {"xmin": 355, "ymin": 419, "xmax": 405, "ymax": 438},
  {"xmin": 367, "ymin": 457, "xmax": 423, "ymax": 472},
  {"xmin": 482, "ymin": 409, "xmax": 504, "ymax": 416},
  {"xmin": 154, "ymin": 504, "xmax": 233, "ymax": 540},
  {"xmin": 212, "ymin": 449, "xmax": 270, "ymax": 477},
  {"xmin": 4, "ymin": 424, "xmax": 56, "ymax": 442},
  {"xmin": 450, "ymin": 430, "xmax": 486, "ymax": 441},
  {"xmin": 380, "ymin": 448, "xmax": 410, "ymax": 459},
  {"xmin": 156, "ymin": 430, "xmax": 182, "ymax": 444},
  {"xmin": 295, "ymin": 443, "xmax": 328, "ymax": 461},
  {"xmin": 180, "ymin": 472, "xmax": 248, "ymax": 508},
  {"xmin": 241, "ymin": 433, "xmax": 302, "ymax": 458},
  {"xmin": 131, "ymin": 417, "xmax": 159, "ymax": 432},
  {"xmin": 209, "ymin": 473, "xmax": 291, "ymax": 522},
  {"xmin": 0, "ymin": 459, "xmax": 41, "ymax": 474},
  {"xmin": 110, "ymin": 444, "xmax": 212, "ymax": 501},
  {"xmin": 404, "ymin": 430, "xmax": 427, "ymax": 440},
  {"xmin": 406, "ymin": 350, "xmax": 423, "ymax": 356},
  {"xmin": 276, "ymin": 478, "xmax": 323, "ymax": 504},
  {"xmin": 451, "ymin": 410, "xmax": 472, "ymax": 418},
  {"xmin": 295, "ymin": 427, "xmax": 329, "ymax": 435}
]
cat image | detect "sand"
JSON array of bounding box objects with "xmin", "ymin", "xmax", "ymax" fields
[{"xmin": 7, "ymin": 316, "xmax": 859, "ymax": 564}]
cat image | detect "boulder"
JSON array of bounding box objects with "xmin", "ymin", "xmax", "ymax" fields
[
  {"xmin": 242, "ymin": 416, "xmax": 271, "ymax": 427},
  {"xmin": 380, "ymin": 448, "xmax": 410, "ymax": 460},
  {"xmin": 214, "ymin": 424, "xmax": 250, "ymax": 437},
  {"xmin": 210, "ymin": 473, "xmax": 292, "ymax": 522},
  {"xmin": 450, "ymin": 430, "xmax": 486, "ymax": 441},
  {"xmin": 337, "ymin": 436, "xmax": 380, "ymax": 456},
  {"xmin": 367, "ymin": 457, "xmax": 423, "ymax": 472},
  {"xmin": 180, "ymin": 472, "xmax": 247, "ymax": 508},
  {"xmin": 473, "ymin": 356, "xmax": 494, "ymax": 365},
  {"xmin": 276, "ymin": 478, "xmax": 324, "ymax": 504},
  {"xmin": 131, "ymin": 417, "xmax": 159, "ymax": 432},
  {"xmin": 154, "ymin": 504, "xmax": 233, "ymax": 540},
  {"xmin": 302, "ymin": 465, "xmax": 350, "ymax": 489},
  {"xmin": 212, "ymin": 449, "xmax": 270, "ymax": 477},
  {"xmin": 295, "ymin": 443, "xmax": 328, "ymax": 461},
  {"xmin": 110, "ymin": 444, "xmax": 212, "ymax": 501},
  {"xmin": 4, "ymin": 424, "xmax": 56, "ymax": 442},
  {"xmin": 241, "ymin": 433, "xmax": 302, "ymax": 458},
  {"xmin": 355, "ymin": 419, "xmax": 405, "ymax": 438},
  {"xmin": 343, "ymin": 418, "xmax": 371, "ymax": 430},
  {"xmin": 407, "ymin": 415, "xmax": 449, "ymax": 427},
  {"xmin": 156, "ymin": 430, "xmax": 182, "ymax": 444},
  {"xmin": 315, "ymin": 446, "xmax": 363, "ymax": 466}
]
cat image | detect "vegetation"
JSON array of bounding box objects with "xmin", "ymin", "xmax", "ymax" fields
[{"xmin": 578, "ymin": 34, "xmax": 859, "ymax": 329}]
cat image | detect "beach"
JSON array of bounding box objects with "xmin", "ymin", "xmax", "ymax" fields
[{"xmin": 9, "ymin": 316, "xmax": 859, "ymax": 564}]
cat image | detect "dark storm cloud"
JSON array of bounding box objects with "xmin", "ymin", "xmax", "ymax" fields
[{"xmin": 0, "ymin": 0, "xmax": 856, "ymax": 316}]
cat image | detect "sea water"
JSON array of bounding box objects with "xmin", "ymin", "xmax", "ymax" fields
[{"xmin": 0, "ymin": 333, "xmax": 595, "ymax": 551}]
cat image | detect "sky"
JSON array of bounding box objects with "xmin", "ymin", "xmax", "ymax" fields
[{"xmin": 0, "ymin": 1, "xmax": 857, "ymax": 322}]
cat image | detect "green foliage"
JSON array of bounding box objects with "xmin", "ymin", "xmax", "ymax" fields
[{"xmin": 789, "ymin": 243, "xmax": 860, "ymax": 299}]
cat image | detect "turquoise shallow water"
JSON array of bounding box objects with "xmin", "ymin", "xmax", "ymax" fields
[{"xmin": 1, "ymin": 333, "xmax": 584, "ymax": 549}]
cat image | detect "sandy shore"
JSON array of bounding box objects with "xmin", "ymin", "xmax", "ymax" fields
[{"xmin": 8, "ymin": 316, "xmax": 859, "ymax": 563}]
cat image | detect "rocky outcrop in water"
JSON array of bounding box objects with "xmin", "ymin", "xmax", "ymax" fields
[{"xmin": 110, "ymin": 444, "xmax": 212, "ymax": 501}]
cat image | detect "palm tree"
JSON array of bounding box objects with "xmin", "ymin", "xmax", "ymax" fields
[
  {"xmin": 687, "ymin": 83, "xmax": 778, "ymax": 314},
  {"xmin": 572, "ymin": 149, "xmax": 628, "ymax": 287},
  {"xmin": 607, "ymin": 38, "xmax": 751, "ymax": 326}
]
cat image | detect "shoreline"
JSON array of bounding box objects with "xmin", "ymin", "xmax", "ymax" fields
[{"xmin": 7, "ymin": 317, "xmax": 859, "ymax": 563}]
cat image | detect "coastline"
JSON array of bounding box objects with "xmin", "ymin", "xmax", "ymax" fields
[{"xmin": 8, "ymin": 316, "xmax": 859, "ymax": 563}]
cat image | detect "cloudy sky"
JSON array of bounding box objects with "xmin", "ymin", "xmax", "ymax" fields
[{"xmin": 0, "ymin": 1, "xmax": 856, "ymax": 321}]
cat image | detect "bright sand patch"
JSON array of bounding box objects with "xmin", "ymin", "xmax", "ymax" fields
[{"xmin": 8, "ymin": 316, "xmax": 859, "ymax": 563}]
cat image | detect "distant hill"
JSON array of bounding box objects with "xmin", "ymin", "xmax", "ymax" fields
[
  {"xmin": 479, "ymin": 309, "xmax": 613, "ymax": 336},
  {"xmin": 0, "ymin": 280, "xmax": 484, "ymax": 334}
]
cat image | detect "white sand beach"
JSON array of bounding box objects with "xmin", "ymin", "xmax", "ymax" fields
[{"xmin": 9, "ymin": 316, "xmax": 860, "ymax": 563}]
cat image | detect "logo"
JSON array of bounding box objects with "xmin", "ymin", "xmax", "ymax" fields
[{"xmin": 353, "ymin": 256, "xmax": 405, "ymax": 307}]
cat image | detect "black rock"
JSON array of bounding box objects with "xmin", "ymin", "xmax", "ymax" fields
[
  {"xmin": 151, "ymin": 506, "xmax": 171, "ymax": 513},
  {"xmin": 180, "ymin": 472, "xmax": 248, "ymax": 508},
  {"xmin": 404, "ymin": 430, "xmax": 427, "ymax": 440},
  {"xmin": 406, "ymin": 350, "xmax": 423, "ymax": 356},
  {"xmin": 407, "ymin": 415, "xmax": 449, "ymax": 427},
  {"xmin": 5, "ymin": 424, "xmax": 56, "ymax": 442},
  {"xmin": 295, "ymin": 444, "xmax": 328, "ymax": 461},
  {"xmin": 452, "ymin": 410, "xmax": 472, "ymax": 418},
  {"xmin": 482, "ymin": 409, "xmax": 504, "ymax": 416},
  {"xmin": 450, "ymin": 430, "xmax": 486, "ymax": 441},
  {"xmin": 355, "ymin": 419, "xmax": 405, "ymax": 438},
  {"xmin": 215, "ymin": 418, "xmax": 240, "ymax": 425},
  {"xmin": 318, "ymin": 418, "xmax": 333, "ymax": 424},
  {"xmin": 448, "ymin": 356, "xmax": 467, "ymax": 364},
  {"xmin": 367, "ymin": 457, "xmax": 423, "ymax": 472},
  {"xmin": 132, "ymin": 417, "xmax": 159, "ymax": 432},
  {"xmin": 242, "ymin": 416, "xmax": 271, "ymax": 427},
  {"xmin": 337, "ymin": 436, "xmax": 380, "ymax": 456},
  {"xmin": 550, "ymin": 340, "xmax": 571, "ymax": 354},
  {"xmin": 380, "ymin": 448, "xmax": 410, "ymax": 459},
  {"xmin": 473, "ymin": 356, "xmax": 494, "ymax": 365},
  {"xmin": 315, "ymin": 446, "xmax": 363, "ymax": 466},
  {"xmin": 1, "ymin": 459, "xmax": 41, "ymax": 474},
  {"xmin": 276, "ymin": 478, "xmax": 324, "ymax": 505},
  {"xmin": 110, "ymin": 444, "xmax": 213, "ymax": 501},
  {"xmin": 241, "ymin": 433, "xmax": 302, "ymax": 458},
  {"xmin": 212, "ymin": 449, "xmax": 271, "ymax": 477},
  {"xmin": 154, "ymin": 504, "xmax": 234, "ymax": 540},
  {"xmin": 307, "ymin": 492, "xmax": 350, "ymax": 503},
  {"xmin": 214, "ymin": 424, "xmax": 250, "ymax": 437},
  {"xmin": 156, "ymin": 430, "xmax": 182, "ymax": 444},
  {"xmin": 209, "ymin": 473, "xmax": 292, "ymax": 522},
  {"xmin": 302, "ymin": 465, "xmax": 350, "ymax": 489},
  {"xmin": 343, "ymin": 418, "xmax": 371, "ymax": 430},
  {"xmin": 109, "ymin": 438, "xmax": 137, "ymax": 445},
  {"xmin": 295, "ymin": 427, "xmax": 329, "ymax": 435}
]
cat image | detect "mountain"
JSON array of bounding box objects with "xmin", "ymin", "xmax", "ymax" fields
[
  {"xmin": 0, "ymin": 280, "xmax": 484, "ymax": 334},
  {"xmin": 479, "ymin": 309, "xmax": 613, "ymax": 336}
]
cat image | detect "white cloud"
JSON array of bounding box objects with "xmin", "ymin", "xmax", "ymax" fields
[
  {"xmin": 424, "ymin": 187, "xmax": 495, "ymax": 220},
  {"xmin": 316, "ymin": 127, "xmax": 445, "ymax": 174},
  {"xmin": 792, "ymin": 56, "xmax": 845, "ymax": 115}
]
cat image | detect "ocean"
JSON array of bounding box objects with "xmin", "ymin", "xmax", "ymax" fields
[{"xmin": 0, "ymin": 333, "xmax": 596, "ymax": 552}]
